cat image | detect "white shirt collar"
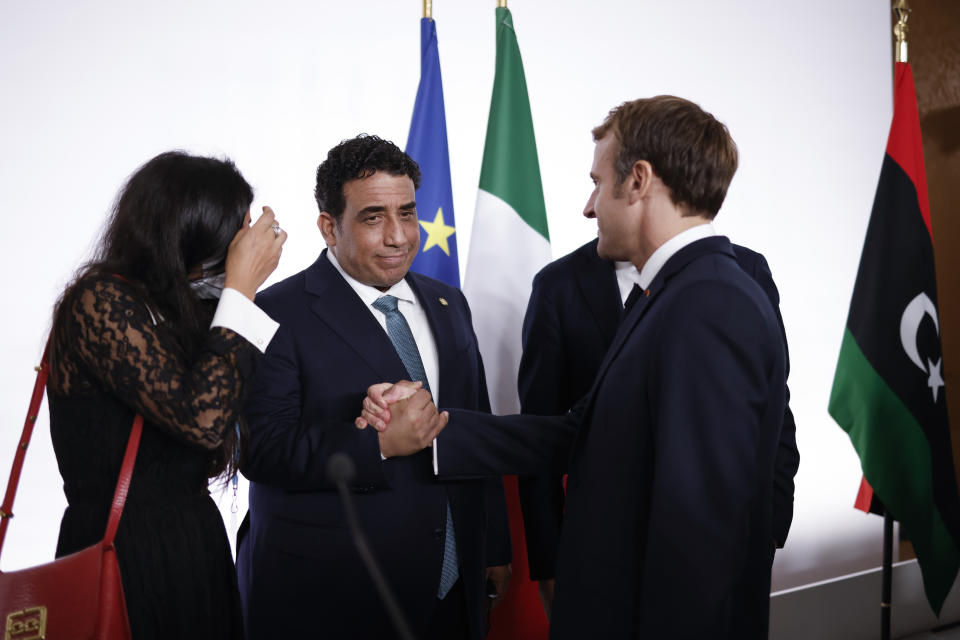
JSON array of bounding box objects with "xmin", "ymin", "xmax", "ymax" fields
[
  {"xmin": 614, "ymin": 261, "xmax": 642, "ymax": 306},
  {"xmin": 637, "ymin": 222, "xmax": 717, "ymax": 289},
  {"xmin": 326, "ymin": 249, "xmax": 417, "ymax": 307},
  {"xmin": 615, "ymin": 261, "xmax": 641, "ymax": 281}
]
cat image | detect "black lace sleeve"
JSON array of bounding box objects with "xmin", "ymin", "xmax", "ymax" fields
[{"xmin": 64, "ymin": 277, "xmax": 259, "ymax": 450}]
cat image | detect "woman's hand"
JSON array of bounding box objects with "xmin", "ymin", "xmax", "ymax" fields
[{"xmin": 224, "ymin": 206, "xmax": 287, "ymax": 301}]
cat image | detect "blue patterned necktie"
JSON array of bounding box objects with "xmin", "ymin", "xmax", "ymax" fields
[{"xmin": 372, "ymin": 295, "xmax": 459, "ymax": 599}]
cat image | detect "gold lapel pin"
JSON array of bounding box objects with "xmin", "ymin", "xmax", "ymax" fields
[{"xmin": 438, "ymin": 297, "xmax": 449, "ymax": 306}]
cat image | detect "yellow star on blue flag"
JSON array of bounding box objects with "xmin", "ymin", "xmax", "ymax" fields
[
  {"xmin": 405, "ymin": 17, "xmax": 460, "ymax": 287},
  {"xmin": 420, "ymin": 207, "xmax": 456, "ymax": 256}
]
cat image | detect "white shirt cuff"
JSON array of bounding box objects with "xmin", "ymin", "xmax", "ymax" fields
[{"xmin": 211, "ymin": 288, "xmax": 279, "ymax": 354}]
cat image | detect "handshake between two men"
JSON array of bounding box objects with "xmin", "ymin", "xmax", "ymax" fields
[
  {"xmin": 354, "ymin": 380, "xmax": 446, "ymax": 458},
  {"xmin": 342, "ymin": 96, "xmax": 794, "ymax": 639}
]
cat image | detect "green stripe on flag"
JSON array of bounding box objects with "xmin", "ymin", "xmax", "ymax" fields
[
  {"xmin": 830, "ymin": 328, "xmax": 960, "ymax": 613},
  {"xmin": 478, "ymin": 7, "xmax": 549, "ymax": 242}
]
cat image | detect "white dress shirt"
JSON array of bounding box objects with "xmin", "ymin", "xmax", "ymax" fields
[
  {"xmin": 327, "ymin": 250, "xmax": 443, "ymax": 466},
  {"xmin": 326, "ymin": 250, "xmax": 441, "ymax": 400},
  {"xmin": 211, "ymin": 287, "xmax": 280, "ymax": 354},
  {"xmin": 637, "ymin": 222, "xmax": 717, "ymax": 289},
  {"xmin": 614, "ymin": 261, "xmax": 643, "ymax": 306}
]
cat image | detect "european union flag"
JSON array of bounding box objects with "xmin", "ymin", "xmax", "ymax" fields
[{"xmin": 406, "ymin": 17, "xmax": 460, "ymax": 288}]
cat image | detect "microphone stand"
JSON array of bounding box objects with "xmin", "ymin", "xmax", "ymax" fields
[{"xmin": 327, "ymin": 453, "xmax": 417, "ymax": 640}]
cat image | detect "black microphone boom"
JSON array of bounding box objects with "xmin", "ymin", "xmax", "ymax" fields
[
  {"xmin": 326, "ymin": 453, "xmax": 417, "ymax": 640},
  {"xmin": 326, "ymin": 452, "xmax": 357, "ymax": 485}
]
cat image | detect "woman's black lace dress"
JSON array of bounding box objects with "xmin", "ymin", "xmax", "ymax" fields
[{"xmin": 47, "ymin": 276, "xmax": 259, "ymax": 639}]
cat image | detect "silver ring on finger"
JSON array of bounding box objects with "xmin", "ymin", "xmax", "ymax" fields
[{"xmin": 271, "ymin": 223, "xmax": 281, "ymax": 238}]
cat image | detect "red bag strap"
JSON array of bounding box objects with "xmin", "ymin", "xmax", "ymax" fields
[
  {"xmin": 0, "ymin": 345, "xmax": 143, "ymax": 556},
  {"xmin": 0, "ymin": 346, "xmax": 51, "ymax": 552},
  {"xmin": 103, "ymin": 414, "xmax": 142, "ymax": 546}
]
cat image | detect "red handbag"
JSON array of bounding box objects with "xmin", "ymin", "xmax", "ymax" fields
[{"xmin": 0, "ymin": 349, "xmax": 141, "ymax": 639}]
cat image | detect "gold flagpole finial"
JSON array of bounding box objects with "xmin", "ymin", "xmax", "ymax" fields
[
  {"xmin": 423, "ymin": 0, "xmax": 432, "ymax": 19},
  {"xmin": 893, "ymin": 0, "xmax": 910, "ymax": 63},
  {"xmin": 497, "ymin": 0, "xmax": 507, "ymax": 8}
]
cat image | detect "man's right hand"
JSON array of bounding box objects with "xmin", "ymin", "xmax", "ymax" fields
[
  {"xmin": 356, "ymin": 380, "xmax": 424, "ymax": 431},
  {"xmin": 376, "ymin": 388, "xmax": 449, "ymax": 458}
]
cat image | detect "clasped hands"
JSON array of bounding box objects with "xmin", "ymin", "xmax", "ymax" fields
[{"xmin": 355, "ymin": 381, "xmax": 449, "ymax": 458}]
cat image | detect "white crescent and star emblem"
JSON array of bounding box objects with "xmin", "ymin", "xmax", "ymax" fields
[{"xmin": 899, "ymin": 292, "xmax": 945, "ymax": 402}]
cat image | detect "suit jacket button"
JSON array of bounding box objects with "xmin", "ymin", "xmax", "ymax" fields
[{"xmin": 433, "ymin": 528, "xmax": 443, "ymax": 540}]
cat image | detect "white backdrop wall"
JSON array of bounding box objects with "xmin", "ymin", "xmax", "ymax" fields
[{"xmin": 0, "ymin": 0, "xmax": 927, "ymax": 600}]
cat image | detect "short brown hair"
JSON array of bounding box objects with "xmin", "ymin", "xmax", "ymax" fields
[{"xmin": 592, "ymin": 96, "xmax": 738, "ymax": 218}]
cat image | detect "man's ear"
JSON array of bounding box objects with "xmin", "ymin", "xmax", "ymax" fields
[
  {"xmin": 625, "ymin": 160, "xmax": 655, "ymax": 205},
  {"xmin": 318, "ymin": 211, "xmax": 338, "ymax": 246}
]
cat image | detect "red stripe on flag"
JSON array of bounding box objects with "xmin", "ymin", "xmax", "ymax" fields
[
  {"xmin": 487, "ymin": 475, "xmax": 549, "ymax": 640},
  {"xmin": 854, "ymin": 475, "xmax": 875, "ymax": 513},
  {"xmin": 885, "ymin": 62, "xmax": 933, "ymax": 240}
]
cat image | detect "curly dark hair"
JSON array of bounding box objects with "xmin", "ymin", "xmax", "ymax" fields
[
  {"xmin": 314, "ymin": 134, "xmax": 421, "ymax": 222},
  {"xmin": 592, "ymin": 96, "xmax": 738, "ymax": 219}
]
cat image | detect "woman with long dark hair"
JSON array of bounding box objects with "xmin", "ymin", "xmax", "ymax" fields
[{"xmin": 47, "ymin": 151, "xmax": 285, "ymax": 638}]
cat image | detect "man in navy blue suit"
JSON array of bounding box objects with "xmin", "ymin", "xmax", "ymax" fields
[
  {"xmin": 237, "ymin": 135, "xmax": 510, "ymax": 640},
  {"xmin": 516, "ymin": 236, "xmax": 800, "ymax": 618},
  {"xmin": 362, "ymin": 96, "xmax": 787, "ymax": 638}
]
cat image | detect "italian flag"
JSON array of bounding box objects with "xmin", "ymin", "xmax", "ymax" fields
[
  {"xmin": 464, "ymin": 6, "xmax": 551, "ymax": 418},
  {"xmin": 828, "ymin": 62, "xmax": 960, "ymax": 615},
  {"xmin": 463, "ymin": 6, "xmax": 551, "ymax": 639}
]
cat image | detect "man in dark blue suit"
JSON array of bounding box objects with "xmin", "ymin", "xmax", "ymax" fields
[
  {"xmin": 516, "ymin": 237, "xmax": 800, "ymax": 618},
  {"xmin": 362, "ymin": 96, "xmax": 787, "ymax": 638},
  {"xmin": 237, "ymin": 135, "xmax": 510, "ymax": 640}
]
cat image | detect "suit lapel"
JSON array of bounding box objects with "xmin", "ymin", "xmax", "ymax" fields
[
  {"xmin": 574, "ymin": 236, "xmax": 736, "ymax": 442},
  {"xmin": 304, "ymin": 251, "xmax": 409, "ymax": 382},
  {"xmin": 406, "ymin": 274, "xmax": 457, "ymax": 407},
  {"xmin": 575, "ymin": 240, "xmax": 622, "ymax": 347},
  {"xmin": 577, "ymin": 280, "xmax": 660, "ymax": 430}
]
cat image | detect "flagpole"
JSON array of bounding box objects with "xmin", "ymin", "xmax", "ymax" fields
[
  {"xmin": 893, "ymin": 0, "xmax": 910, "ymax": 63},
  {"xmin": 423, "ymin": 0, "xmax": 432, "ymax": 19},
  {"xmin": 880, "ymin": 6, "xmax": 910, "ymax": 636},
  {"xmin": 881, "ymin": 511, "xmax": 893, "ymax": 640}
]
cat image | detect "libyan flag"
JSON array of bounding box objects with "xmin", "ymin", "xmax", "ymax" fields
[{"xmin": 829, "ymin": 62, "xmax": 960, "ymax": 615}]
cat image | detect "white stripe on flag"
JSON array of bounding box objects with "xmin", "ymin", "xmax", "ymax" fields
[{"xmin": 464, "ymin": 189, "xmax": 552, "ymax": 415}]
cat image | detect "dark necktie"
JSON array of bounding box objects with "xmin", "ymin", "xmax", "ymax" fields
[
  {"xmin": 371, "ymin": 295, "xmax": 459, "ymax": 599},
  {"xmin": 623, "ymin": 283, "xmax": 644, "ymax": 313}
]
